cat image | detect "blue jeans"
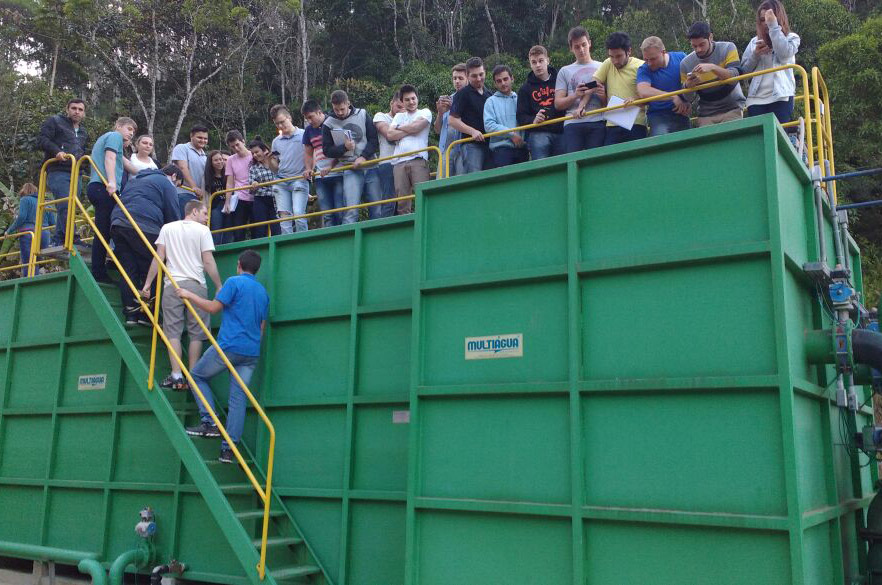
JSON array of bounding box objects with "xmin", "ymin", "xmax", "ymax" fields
[
  {"xmin": 490, "ymin": 147, "xmax": 529, "ymax": 168},
  {"xmin": 315, "ymin": 175, "xmax": 345, "ymax": 227},
  {"xmin": 447, "ymin": 146, "xmax": 462, "ymax": 177},
  {"xmin": 86, "ymin": 181, "xmax": 116, "ymax": 281},
  {"xmin": 458, "ymin": 142, "xmax": 489, "ymax": 175},
  {"xmin": 210, "ymin": 202, "xmax": 232, "ymax": 245},
  {"xmin": 563, "ymin": 122, "xmax": 606, "ymax": 153},
  {"xmin": 747, "ymin": 97, "xmax": 795, "ymax": 125},
  {"xmin": 17, "ymin": 228, "xmax": 50, "ymax": 277},
  {"xmin": 648, "ymin": 112, "xmax": 691, "ymax": 137},
  {"xmin": 191, "ymin": 346, "xmax": 259, "ymax": 449},
  {"xmin": 369, "ymin": 163, "xmax": 396, "ymax": 219},
  {"xmin": 47, "ymin": 171, "xmax": 74, "ymax": 246},
  {"xmin": 273, "ymin": 179, "xmax": 310, "ymax": 233},
  {"xmin": 341, "ymin": 168, "xmax": 381, "ymax": 224},
  {"xmin": 527, "ymin": 131, "xmax": 565, "ymax": 160},
  {"xmin": 604, "ymin": 124, "xmax": 648, "ymax": 146}
]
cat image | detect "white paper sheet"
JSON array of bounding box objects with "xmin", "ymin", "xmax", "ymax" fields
[{"xmin": 604, "ymin": 96, "xmax": 640, "ymax": 131}]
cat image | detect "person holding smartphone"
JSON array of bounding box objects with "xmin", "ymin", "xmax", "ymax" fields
[
  {"xmin": 740, "ymin": 0, "xmax": 800, "ymax": 125},
  {"xmin": 517, "ymin": 45, "xmax": 565, "ymax": 160},
  {"xmin": 555, "ymin": 26, "xmax": 607, "ymax": 153},
  {"xmin": 680, "ymin": 22, "xmax": 746, "ymax": 127}
]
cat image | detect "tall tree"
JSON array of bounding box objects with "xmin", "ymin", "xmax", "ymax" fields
[{"xmin": 65, "ymin": 0, "xmax": 259, "ymax": 150}]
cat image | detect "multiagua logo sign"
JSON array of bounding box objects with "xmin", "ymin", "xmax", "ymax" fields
[{"xmin": 464, "ymin": 333, "xmax": 524, "ymax": 360}]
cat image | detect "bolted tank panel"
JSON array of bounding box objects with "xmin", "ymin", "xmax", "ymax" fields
[
  {"xmin": 0, "ymin": 116, "xmax": 873, "ymax": 585},
  {"xmin": 408, "ymin": 116, "xmax": 873, "ymax": 585}
]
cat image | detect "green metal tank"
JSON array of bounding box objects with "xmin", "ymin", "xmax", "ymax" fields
[{"xmin": 0, "ymin": 116, "xmax": 873, "ymax": 585}]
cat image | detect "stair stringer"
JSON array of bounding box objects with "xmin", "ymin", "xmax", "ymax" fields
[{"xmin": 69, "ymin": 254, "xmax": 330, "ymax": 585}]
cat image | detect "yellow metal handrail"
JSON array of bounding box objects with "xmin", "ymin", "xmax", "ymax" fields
[
  {"xmin": 207, "ymin": 146, "xmax": 442, "ymax": 231},
  {"xmin": 210, "ymin": 195, "xmax": 416, "ymax": 236},
  {"xmin": 31, "ymin": 155, "xmax": 78, "ymax": 276},
  {"xmin": 0, "ymin": 231, "xmax": 55, "ymax": 275},
  {"xmin": 812, "ymin": 67, "xmax": 837, "ymax": 203},
  {"xmin": 74, "ymin": 154, "xmax": 277, "ymax": 580},
  {"xmin": 445, "ymin": 64, "xmax": 814, "ymax": 176}
]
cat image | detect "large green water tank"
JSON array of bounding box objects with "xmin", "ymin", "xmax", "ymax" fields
[{"xmin": 0, "ymin": 116, "xmax": 872, "ymax": 585}]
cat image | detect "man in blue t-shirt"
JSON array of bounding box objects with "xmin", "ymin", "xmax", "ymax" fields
[
  {"xmin": 176, "ymin": 249, "xmax": 270, "ymax": 463},
  {"xmin": 636, "ymin": 36, "xmax": 692, "ymax": 136}
]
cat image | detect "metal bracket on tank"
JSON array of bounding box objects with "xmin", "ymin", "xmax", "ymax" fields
[{"xmin": 833, "ymin": 320, "xmax": 854, "ymax": 375}]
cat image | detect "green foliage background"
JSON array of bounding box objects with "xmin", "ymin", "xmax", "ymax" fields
[{"xmin": 0, "ymin": 0, "xmax": 881, "ymax": 295}]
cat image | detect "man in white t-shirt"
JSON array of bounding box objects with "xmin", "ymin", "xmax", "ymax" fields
[
  {"xmin": 140, "ymin": 200, "xmax": 222, "ymax": 391},
  {"xmin": 372, "ymin": 92, "xmax": 404, "ymax": 218},
  {"xmin": 386, "ymin": 84, "xmax": 432, "ymax": 215}
]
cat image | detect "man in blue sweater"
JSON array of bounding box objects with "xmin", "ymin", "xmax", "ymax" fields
[
  {"xmin": 109, "ymin": 165, "xmax": 182, "ymax": 324},
  {"xmin": 483, "ymin": 65, "xmax": 528, "ymax": 168}
]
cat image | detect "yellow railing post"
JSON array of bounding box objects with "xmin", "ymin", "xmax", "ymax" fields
[
  {"xmin": 812, "ymin": 67, "xmax": 837, "ymax": 203},
  {"xmin": 147, "ymin": 273, "xmax": 162, "ymax": 390}
]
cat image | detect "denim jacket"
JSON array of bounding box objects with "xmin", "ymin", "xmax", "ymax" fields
[{"xmin": 741, "ymin": 25, "xmax": 801, "ymax": 102}]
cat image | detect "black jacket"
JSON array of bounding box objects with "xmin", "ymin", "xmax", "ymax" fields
[
  {"xmin": 38, "ymin": 114, "xmax": 90, "ymax": 173},
  {"xmin": 516, "ymin": 67, "xmax": 565, "ymax": 134}
]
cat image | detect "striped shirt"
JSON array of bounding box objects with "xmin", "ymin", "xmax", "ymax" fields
[{"xmin": 680, "ymin": 41, "xmax": 746, "ymax": 117}]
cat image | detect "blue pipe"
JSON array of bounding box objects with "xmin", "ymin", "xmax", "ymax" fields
[
  {"xmin": 836, "ymin": 200, "xmax": 882, "ymax": 211},
  {"xmin": 821, "ymin": 168, "xmax": 882, "ymax": 182}
]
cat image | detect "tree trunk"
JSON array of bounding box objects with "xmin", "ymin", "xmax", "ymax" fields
[
  {"xmin": 48, "ymin": 42, "xmax": 59, "ymax": 97},
  {"xmin": 484, "ymin": 0, "xmax": 499, "ymax": 55},
  {"xmin": 389, "ymin": 0, "xmax": 405, "ymax": 65},
  {"xmin": 299, "ymin": 0, "xmax": 309, "ymax": 102},
  {"xmin": 167, "ymin": 27, "xmax": 255, "ymax": 154},
  {"xmin": 148, "ymin": 7, "xmax": 159, "ymax": 136},
  {"xmin": 548, "ymin": 0, "xmax": 559, "ymax": 45}
]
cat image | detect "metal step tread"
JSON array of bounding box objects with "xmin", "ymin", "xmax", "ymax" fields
[
  {"xmin": 253, "ymin": 536, "xmax": 303, "ymax": 548},
  {"xmin": 204, "ymin": 458, "xmax": 252, "ymax": 466},
  {"xmin": 235, "ymin": 509, "xmax": 286, "ymax": 521},
  {"xmin": 269, "ymin": 565, "xmax": 321, "ymax": 581},
  {"xmin": 219, "ymin": 483, "xmax": 259, "ymax": 494}
]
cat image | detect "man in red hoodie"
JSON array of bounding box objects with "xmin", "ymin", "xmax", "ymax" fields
[{"xmin": 516, "ymin": 45, "xmax": 566, "ymax": 160}]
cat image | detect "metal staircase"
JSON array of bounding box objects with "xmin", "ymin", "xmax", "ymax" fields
[{"xmin": 69, "ymin": 254, "xmax": 330, "ymax": 585}]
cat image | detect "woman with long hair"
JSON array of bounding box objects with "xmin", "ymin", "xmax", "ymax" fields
[
  {"xmin": 741, "ymin": 0, "xmax": 801, "ymax": 124},
  {"xmin": 5, "ymin": 183, "xmax": 55, "ymax": 276},
  {"xmin": 203, "ymin": 149, "xmax": 231, "ymax": 244},
  {"xmin": 245, "ymin": 136, "xmax": 281, "ymax": 240},
  {"xmin": 128, "ymin": 135, "xmax": 159, "ymax": 178}
]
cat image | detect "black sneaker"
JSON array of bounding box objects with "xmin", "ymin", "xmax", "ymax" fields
[
  {"xmin": 160, "ymin": 374, "xmax": 190, "ymax": 391},
  {"xmin": 185, "ymin": 422, "xmax": 221, "ymax": 438},
  {"xmin": 137, "ymin": 316, "xmax": 152, "ymax": 327},
  {"xmin": 125, "ymin": 315, "xmax": 139, "ymax": 327},
  {"xmin": 218, "ymin": 446, "xmax": 234, "ymax": 464}
]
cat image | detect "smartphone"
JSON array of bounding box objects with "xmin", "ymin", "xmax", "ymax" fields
[{"xmin": 579, "ymin": 80, "xmax": 598, "ymax": 90}]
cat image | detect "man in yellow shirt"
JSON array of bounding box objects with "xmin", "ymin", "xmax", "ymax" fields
[{"xmin": 594, "ymin": 32, "xmax": 647, "ymax": 145}]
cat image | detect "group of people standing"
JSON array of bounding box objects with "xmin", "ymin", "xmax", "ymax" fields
[
  {"xmin": 14, "ymin": 1, "xmax": 799, "ymax": 280},
  {"xmin": 440, "ymin": 0, "xmax": 799, "ymax": 173}
]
